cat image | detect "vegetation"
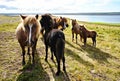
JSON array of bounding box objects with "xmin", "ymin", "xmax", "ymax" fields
[{"xmin": 0, "ymin": 15, "xmax": 120, "ymax": 81}]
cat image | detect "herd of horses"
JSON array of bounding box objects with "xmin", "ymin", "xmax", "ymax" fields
[{"xmin": 15, "ymin": 14, "xmax": 97, "ymax": 76}]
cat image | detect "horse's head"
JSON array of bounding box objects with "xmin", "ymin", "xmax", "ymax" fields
[
  {"xmin": 60, "ymin": 17, "xmax": 69, "ymax": 30},
  {"xmin": 20, "ymin": 14, "xmax": 40, "ymax": 47},
  {"xmin": 79, "ymin": 25, "xmax": 86, "ymax": 32},
  {"xmin": 72, "ymin": 19, "xmax": 77, "ymax": 26},
  {"xmin": 40, "ymin": 14, "xmax": 54, "ymax": 32}
]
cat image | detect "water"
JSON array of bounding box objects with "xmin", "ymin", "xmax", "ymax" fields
[{"xmin": 56, "ymin": 15, "xmax": 120, "ymax": 23}]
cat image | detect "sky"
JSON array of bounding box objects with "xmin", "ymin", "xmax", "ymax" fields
[{"xmin": 0, "ymin": 0, "xmax": 120, "ymax": 13}]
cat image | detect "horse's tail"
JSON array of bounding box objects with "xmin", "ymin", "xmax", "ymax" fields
[{"xmin": 56, "ymin": 35, "xmax": 65, "ymax": 60}]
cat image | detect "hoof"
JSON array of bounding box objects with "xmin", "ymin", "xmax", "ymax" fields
[
  {"xmin": 56, "ymin": 71, "xmax": 60, "ymax": 76},
  {"xmin": 45, "ymin": 58, "xmax": 48, "ymax": 62},
  {"xmin": 63, "ymin": 67, "xmax": 66, "ymax": 72},
  {"xmin": 22, "ymin": 61, "xmax": 25, "ymax": 65},
  {"xmin": 27, "ymin": 53, "xmax": 30, "ymax": 55}
]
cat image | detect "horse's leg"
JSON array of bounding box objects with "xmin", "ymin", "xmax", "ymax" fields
[
  {"xmin": 62, "ymin": 55, "xmax": 66, "ymax": 72},
  {"xmin": 45, "ymin": 45, "xmax": 48, "ymax": 61},
  {"xmin": 27, "ymin": 47, "xmax": 30, "ymax": 55},
  {"xmin": 80, "ymin": 34, "xmax": 82, "ymax": 42},
  {"xmin": 34, "ymin": 39, "xmax": 38, "ymax": 53},
  {"xmin": 84, "ymin": 37, "xmax": 87, "ymax": 47},
  {"xmin": 50, "ymin": 48, "xmax": 54, "ymax": 62},
  {"xmin": 72, "ymin": 31, "xmax": 74, "ymax": 42},
  {"xmin": 32, "ymin": 46, "xmax": 35, "ymax": 64},
  {"xmin": 76, "ymin": 34, "xmax": 78, "ymax": 44},
  {"xmin": 21, "ymin": 46, "xmax": 26, "ymax": 65},
  {"xmin": 56, "ymin": 58, "xmax": 61, "ymax": 76},
  {"xmin": 31, "ymin": 39, "xmax": 37, "ymax": 64},
  {"xmin": 92, "ymin": 37, "xmax": 96, "ymax": 47}
]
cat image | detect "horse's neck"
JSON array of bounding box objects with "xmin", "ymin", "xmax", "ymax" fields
[{"xmin": 54, "ymin": 20, "xmax": 62, "ymax": 28}]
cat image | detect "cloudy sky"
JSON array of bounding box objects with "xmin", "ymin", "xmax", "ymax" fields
[{"xmin": 0, "ymin": 0, "xmax": 120, "ymax": 13}]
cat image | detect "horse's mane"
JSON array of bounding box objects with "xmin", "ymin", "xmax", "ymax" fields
[
  {"xmin": 80, "ymin": 25, "xmax": 87, "ymax": 31},
  {"xmin": 72, "ymin": 19, "xmax": 78, "ymax": 26},
  {"xmin": 16, "ymin": 15, "xmax": 41, "ymax": 38}
]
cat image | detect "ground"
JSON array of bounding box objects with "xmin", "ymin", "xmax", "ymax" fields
[{"xmin": 0, "ymin": 15, "xmax": 120, "ymax": 81}]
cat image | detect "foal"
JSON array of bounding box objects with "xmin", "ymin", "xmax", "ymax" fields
[
  {"xmin": 40, "ymin": 14, "xmax": 66, "ymax": 76},
  {"xmin": 16, "ymin": 14, "xmax": 41, "ymax": 65},
  {"xmin": 79, "ymin": 25, "xmax": 97, "ymax": 47}
]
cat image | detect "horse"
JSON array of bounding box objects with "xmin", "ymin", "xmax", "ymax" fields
[
  {"xmin": 71, "ymin": 19, "xmax": 82, "ymax": 44},
  {"xmin": 40, "ymin": 15, "xmax": 69, "ymax": 36},
  {"xmin": 53, "ymin": 16, "xmax": 69, "ymax": 30},
  {"xmin": 79, "ymin": 25, "xmax": 97, "ymax": 47},
  {"xmin": 40, "ymin": 14, "xmax": 66, "ymax": 76},
  {"xmin": 15, "ymin": 14, "xmax": 41, "ymax": 65}
]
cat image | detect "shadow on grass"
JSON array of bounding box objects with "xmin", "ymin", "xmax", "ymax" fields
[
  {"xmin": 65, "ymin": 48, "xmax": 94, "ymax": 67},
  {"xmin": 81, "ymin": 44, "xmax": 118, "ymax": 63},
  {"xmin": 65, "ymin": 41, "xmax": 94, "ymax": 67},
  {"xmin": 47, "ymin": 62, "xmax": 71, "ymax": 81},
  {"xmin": 65, "ymin": 40, "xmax": 83, "ymax": 52},
  {"xmin": 16, "ymin": 53, "xmax": 50, "ymax": 81}
]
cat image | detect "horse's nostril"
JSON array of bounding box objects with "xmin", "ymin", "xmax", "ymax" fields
[{"xmin": 66, "ymin": 24, "xmax": 69, "ymax": 27}]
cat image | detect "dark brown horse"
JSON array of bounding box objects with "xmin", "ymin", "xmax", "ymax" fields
[
  {"xmin": 40, "ymin": 15, "xmax": 69, "ymax": 36},
  {"xmin": 40, "ymin": 14, "xmax": 66, "ymax": 76},
  {"xmin": 16, "ymin": 14, "xmax": 41, "ymax": 65},
  {"xmin": 71, "ymin": 19, "xmax": 82, "ymax": 44},
  {"xmin": 79, "ymin": 25, "xmax": 97, "ymax": 47}
]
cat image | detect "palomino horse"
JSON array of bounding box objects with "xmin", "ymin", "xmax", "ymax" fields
[
  {"xmin": 16, "ymin": 14, "xmax": 41, "ymax": 65},
  {"xmin": 40, "ymin": 15, "xmax": 69, "ymax": 36},
  {"xmin": 79, "ymin": 25, "xmax": 97, "ymax": 47},
  {"xmin": 40, "ymin": 14, "xmax": 66, "ymax": 76},
  {"xmin": 71, "ymin": 19, "xmax": 82, "ymax": 44}
]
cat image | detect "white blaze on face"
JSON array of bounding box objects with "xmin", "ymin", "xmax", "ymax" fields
[
  {"xmin": 28, "ymin": 24, "xmax": 33, "ymax": 45},
  {"xmin": 64, "ymin": 22, "xmax": 66, "ymax": 29}
]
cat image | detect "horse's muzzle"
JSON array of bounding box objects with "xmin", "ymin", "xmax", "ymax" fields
[
  {"xmin": 25, "ymin": 40, "xmax": 35, "ymax": 47},
  {"xmin": 66, "ymin": 24, "xmax": 69, "ymax": 27}
]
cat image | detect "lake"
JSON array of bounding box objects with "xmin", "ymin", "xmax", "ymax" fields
[{"xmin": 56, "ymin": 15, "xmax": 120, "ymax": 23}]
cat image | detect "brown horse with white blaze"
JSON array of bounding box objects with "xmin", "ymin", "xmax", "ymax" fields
[{"xmin": 16, "ymin": 14, "xmax": 41, "ymax": 65}]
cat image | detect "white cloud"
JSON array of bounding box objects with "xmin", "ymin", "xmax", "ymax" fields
[{"xmin": 0, "ymin": 0, "xmax": 118, "ymax": 13}]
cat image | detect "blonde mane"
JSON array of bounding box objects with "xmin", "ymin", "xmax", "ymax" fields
[{"xmin": 16, "ymin": 15, "xmax": 41, "ymax": 39}]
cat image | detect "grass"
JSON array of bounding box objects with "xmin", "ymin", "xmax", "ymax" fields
[{"xmin": 0, "ymin": 15, "xmax": 120, "ymax": 81}]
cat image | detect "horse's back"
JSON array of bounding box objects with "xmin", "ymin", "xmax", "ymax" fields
[{"xmin": 48, "ymin": 29, "xmax": 65, "ymax": 46}]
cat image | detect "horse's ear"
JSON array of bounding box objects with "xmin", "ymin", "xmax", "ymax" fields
[
  {"xmin": 35, "ymin": 14, "xmax": 39, "ymax": 19},
  {"xmin": 60, "ymin": 16, "xmax": 62, "ymax": 19},
  {"xmin": 20, "ymin": 14, "xmax": 27, "ymax": 20}
]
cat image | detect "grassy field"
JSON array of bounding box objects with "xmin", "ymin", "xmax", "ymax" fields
[{"xmin": 0, "ymin": 15, "xmax": 120, "ymax": 81}]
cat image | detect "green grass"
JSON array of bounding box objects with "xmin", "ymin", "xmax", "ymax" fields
[{"xmin": 0, "ymin": 15, "xmax": 120, "ymax": 81}]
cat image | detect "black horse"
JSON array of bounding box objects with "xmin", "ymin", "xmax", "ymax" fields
[{"xmin": 40, "ymin": 14, "xmax": 66, "ymax": 76}]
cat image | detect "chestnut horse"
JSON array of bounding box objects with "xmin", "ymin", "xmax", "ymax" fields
[
  {"xmin": 53, "ymin": 16, "xmax": 69, "ymax": 30},
  {"xmin": 40, "ymin": 14, "xmax": 66, "ymax": 76},
  {"xmin": 71, "ymin": 19, "xmax": 82, "ymax": 44},
  {"xmin": 16, "ymin": 14, "xmax": 41, "ymax": 65},
  {"xmin": 79, "ymin": 25, "xmax": 97, "ymax": 47}
]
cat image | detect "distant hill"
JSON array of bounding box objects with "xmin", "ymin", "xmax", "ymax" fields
[{"xmin": 0, "ymin": 12, "xmax": 120, "ymax": 16}]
